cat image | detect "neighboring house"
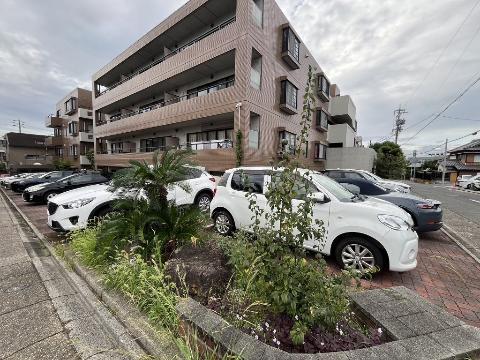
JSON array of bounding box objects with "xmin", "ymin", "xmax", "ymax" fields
[
  {"xmin": 438, "ymin": 139, "xmax": 480, "ymax": 184},
  {"xmin": 45, "ymin": 88, "xmax": 94, "ymax": 169},
  {"xmin": 325, "ymin": 86, "xmax": 375, "ymax": 171},
  {"xmin": 3, "ymin": 133, "xmax": 55, "ymax": 173},
  {"xmin": 91, "ymin": 0, "xmax": 355, "ymax": 173},
  {"xmin": 0, "ymin": 138, "xmax": 6, "ymax": 164}
]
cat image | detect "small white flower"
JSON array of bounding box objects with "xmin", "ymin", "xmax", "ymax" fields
[
  {"xmin": 251, "ymin": 330, "xmax": 255, "ymax": 335},
  {"xmin": 294, "ymin": 315, "xmax": 299, "ymax": 320},
  {"xmin": 339, "ymin": 329, "xmax": 344, "ymax": 336},
  {"xmin": 265, "ymin": 322, "xmax": 269, "ymax": 328},
  {"xmin": 321, "ymin": 342, "xmax": 324, "ymax": 346},
  {"xmin": 277, "ymin": 340, "xmax": 281, "ymax": 346},
  {"xmin": 273, "ymin": 329, "xmax": 276, "ymax": 334},
  {"xmin": 255, "ymin": 335, "xmax": 259, "ymax": 340},
  {"xmin": 236, "ymin": 314, "xmax": 241, "ymax": 320},
  {"xmin": 378, "ymin": 328, "xmax": 383, "ymax": 334},
  {"xmin": 273, "ymin": 337, "xmax": 277, "ymax": 343}
]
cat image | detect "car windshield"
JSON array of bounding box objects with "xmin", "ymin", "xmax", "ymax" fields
[
  {"xmin": 311, "ymin": 173, "xmax": 355, "ymax": 201},
  {"xmin": 360, "ymin": 170, "xmax": 383, "ymax": 182}
]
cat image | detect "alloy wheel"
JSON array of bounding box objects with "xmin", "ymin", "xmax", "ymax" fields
[
  {"xmin": 341, "ymin": 244, "xmax": 375, "ymax": 271},
  {"xmin": 197, "ymin": 195, "xmax": 211, "ymax": 212},
  {"xmin": 215, "ymin": 213, "xmax": 231, "ymax": 235},
  {"xmin": 46, "ymin": 193, "xmax": 58, "ymax": 201}
]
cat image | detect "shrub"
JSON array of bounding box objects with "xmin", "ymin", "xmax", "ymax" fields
[
  {"xmin": 69, "ymin": 224, "xmax": 108, "ymax": 267},
  {"xmin": 104, "ymin": 251, "xmax": 178, "ymax": 330}
]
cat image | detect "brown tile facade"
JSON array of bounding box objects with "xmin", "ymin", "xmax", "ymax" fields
[
  {"xmin": 92, "ymin": 0, "xmax": 345, "ymax": 172},
  {"xmin": 46, "ymin": 88, "xmax": 94, "ymax": 169}
]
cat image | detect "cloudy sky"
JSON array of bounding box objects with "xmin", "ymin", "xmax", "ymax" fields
[{"xmin": 1, "ymin": 0, "xmax": 479, "ymax": 156}]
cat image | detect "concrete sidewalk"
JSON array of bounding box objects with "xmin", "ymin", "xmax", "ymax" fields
[
  {"xmin": 0, "ymin": 194, "xmax": 78, "ymax": 359},
  {"xmin": 0, "ymin": 193, "xmax": 145, "ymax": 360}
]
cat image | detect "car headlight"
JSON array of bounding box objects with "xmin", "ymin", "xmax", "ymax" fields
[
  {"xmin": 378, "ymin": 214, "xmax": 410, "ymax": 231},
  {"xmin": 62, "ymin": 198, "xmax": 95, "ymax": 209}
]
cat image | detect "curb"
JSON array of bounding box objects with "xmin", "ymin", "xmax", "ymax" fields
[
  {"xmin": 0, "ymin": 189, "xmax": 180, "ymax": 360},
  {"xmin": 441, "ymin": 225, "xmax": 480, "ymax": 265}
]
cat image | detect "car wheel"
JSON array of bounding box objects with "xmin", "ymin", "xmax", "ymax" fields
[
  {"xmin": 44, "ymin": 192, "xmax": 58, "ymax": 203},
  {"xmin": 334, "ymin": 236, "xmax": 384, "ymax": 272},
  {"xmin": 467, "ymin": 184, "xmax": 472, "ymax": 190},
  {"xmin": 195, "ymin": 192, "xmax": 212, "ymax": 213},
  {"xmin": 213, "ymin": 210, "xmax": 234, "ymax": 236}
]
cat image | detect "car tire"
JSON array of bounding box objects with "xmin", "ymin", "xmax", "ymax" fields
[
  {"xmin": 43, "ymin": 192, "xmax": 58, "ymax": 203},
  {"xmin": 195, "ymin": 192, "xmax": 213, "ymax": 213},
  {"xmin": 213, "ymin": 209, "xmax": 235, "ymax": 236},
  {"xmin": 334, "ymin": 236, "xmax": 384, "ymax": 272},
  {"xmin": 467, "ymin": 184, "xmax": 472, "ymax": 190}
]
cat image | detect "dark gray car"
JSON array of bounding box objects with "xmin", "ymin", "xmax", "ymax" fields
[{"xmin": 336, "ymin": 178, "xmax": 442, "ymax": 233}]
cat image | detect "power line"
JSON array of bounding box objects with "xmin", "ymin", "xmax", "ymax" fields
[
  {"xmin": 441, "ymin": 115, "xmax": 480, "ymax": 122},
  {"xmin": 403, "ymin": 0, "xmax": 480, "ymax": 106},
  {"xmin": 400, "ymin": 73, "xmax": 480, "ymax": 145},
  {"xmin": 415, "ymin": 129, "xmax": 480, "ymax": 156}
]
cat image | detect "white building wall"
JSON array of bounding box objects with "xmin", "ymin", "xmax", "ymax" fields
[
  {"xmin": 327, "ymin": 124, "xmax": 355, "ymax": 147},
  {"xmin": 326, "ymin": 147, "xmax": 376, "ymax": 171}
]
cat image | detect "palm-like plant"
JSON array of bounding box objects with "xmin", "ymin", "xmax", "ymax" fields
[{"xmin": 112, "ymin": 148, "xmax": 194, "ymax": 205}]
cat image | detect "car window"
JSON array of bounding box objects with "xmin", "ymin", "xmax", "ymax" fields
[
  {"xmin": 325, "ymin": 171, "xmax": 343, "ymax": 179},
  {"xmin": 179, "ymin": 167, "xmax": 203, "ymax": 180},
  {"xmin": 311, "ymin": 173, "xmax": 354, "ymax": 201},
  {"xmin": 343, "ymin": 172, "xmax": 364, "ymax": 180},
  {"xmin": 70, "ymin": 175, "xmax": 93, "ymax": 184},
  {"xmin": 231, "ymin": 171, "xmax": 264, "ymax": 194},
  {"xmin": 218, "ymin": 173, "xmax": 230, "ymax": 187}
]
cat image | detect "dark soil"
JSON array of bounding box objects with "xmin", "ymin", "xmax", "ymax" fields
[{"xmin": 165, "ymin": 240, "xmax": 232, "ymax": 301}]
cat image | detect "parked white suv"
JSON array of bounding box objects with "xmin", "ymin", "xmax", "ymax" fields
[
  {"xmin": 210, "ymin": 167, "xmax": 418, "ymax": 272},
  {"xmin": 48, "ymin": 168, "xmax": 216, "ymax": 232},
  {"xmin": 457, "ymin": 174, "xmax": 480, "ymax": 189}
]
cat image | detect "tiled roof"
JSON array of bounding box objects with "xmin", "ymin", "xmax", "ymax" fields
[
  {"xmin": 449, "ymin": 138, "xmax": 480, "ymax": 153},
  {"xmin": 445, "ymin": 160, "xmax": 480, "ymax": 171}
]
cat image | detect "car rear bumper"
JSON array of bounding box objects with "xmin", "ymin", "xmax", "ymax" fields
[{"xmin": 415, "ymin": 208, "xmax": 443, "ymax": 233}]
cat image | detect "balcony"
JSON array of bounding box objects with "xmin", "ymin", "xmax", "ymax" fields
[
  {"xmin": 96, "ymin": 140, "xmax": 235, "ymax": 171},
  {"xmin": 95, "ymin": 0, "xmax": 237, "ymax": 97},
  {"xmin": 79, "ymin": 131, "xmax": 94, "ymax": 142},
  {"xmin": 317, "ymin": 74, "xmax": 330, "ymax": 103},
  {"xmin": 48, "ymin": 136, "xmax": 65, "ymax": 147},
  {"xmin": 78, "ymin": 108, "xmax": 93, "ymax": 119},
  {"xmin": 328, "ymin": 95, "xmax": 356, "ymax": 129},
  {"xmin": 45, "ymin": 115, "xmax": 64, "ymax": 128}
]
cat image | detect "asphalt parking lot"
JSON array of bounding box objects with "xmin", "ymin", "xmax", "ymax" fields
[{"xmin": 3, "ymin": 188, "xmax": 480, "ymax": 328}]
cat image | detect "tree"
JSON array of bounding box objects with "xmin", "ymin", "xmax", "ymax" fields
[
  {"xmin": 85, "ymin": 150, "xmax": 95, "ymax": 168},
  {"xmin": 53, "ymin": 158, "xmax": 72, "ymax": 170},
  {"xmin": 370, "ymin": 141, "xmax": 407, "ymax": 179},
  {"xmin": 421, "ymin": 159, "xmax": 438, "ymax": 171}
]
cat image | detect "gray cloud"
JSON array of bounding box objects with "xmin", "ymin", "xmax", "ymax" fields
[{"xmin": 1, "ymin": 0, "xmax": 479, "ymax": 156}]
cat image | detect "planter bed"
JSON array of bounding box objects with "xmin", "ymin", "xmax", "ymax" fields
[{"xmin": 177, "ymin": 287, "xmax": 480, "ymax": 360}]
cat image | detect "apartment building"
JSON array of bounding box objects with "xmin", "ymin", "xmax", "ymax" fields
[
  {"xmin": 92, "ymin": 0, "xmax": 354, "ymax": 172},
  {"xmin": 45, "ymin": 88, "xmax": 95, "ymax": 169},
  {"xmin": 3, "ymin": 132, "xmax": 54, "ymax": 173},
  {"xmin": 326, "ymin": 86, "xmax": 376, "ymax": 171}
]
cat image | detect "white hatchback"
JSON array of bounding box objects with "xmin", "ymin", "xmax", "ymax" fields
[
  {"xmin": 48, "ymin": 168, "xmax": 216, "ymax": 232},
  {"xmin": 210, "ymin": 167, "xmax": 418, "ymax": 272}
]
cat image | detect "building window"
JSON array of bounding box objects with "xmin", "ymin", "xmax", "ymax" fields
[
  {"xmin": 249, "ymin": 113, "xmax": 260, "ymax": 149},
  {"xmin": 318, "ymin": 74, "xmax": 330, "ymax": 97},
  {"xmin": 280, "ymin": 80, "xmax": 298, "ymax": 111},
  {"xmin": 250, "ymin": 49, "xmax": 262, "ymax": 90},
  {"xmin": 111, "ymin": 142, "xmax": 123, "ymax": 154},
  {"xmin": 473, "ymin": 154, "xmax": 480, "ymax": 163},
  {"xmin": 55, "ymin": 146, "xmax": 63, "ymax": 156},
  {"xmin": 316, "ymin": 109, "xmax": 329, "ymax": 131},
  {"xmin": 279, "ymin": 131, "xmax": 296, "ymax": 155},
  {"xmin": 68, "ymin": 121, "xmax": 78, "ymax": 135},
  {"xmin": 252, "ymin": 0, "xmax": 264, "ymax": 27},
  {"xmin": 187, "ymin": 128, "xmax": 234, "ymax": 143},
  {"xmin": 25, "ymin": 154, "xmax": 46, "ymax": 160},
  {"xmin": 282, "ymin": 27, "xmax": 300, "ymax": 62},
  {"xmin": 64, "ymin": 97, "xmax": 77, "ymax": 114},
  {"xmin": 69, "ymin": 145, "xmax": 78, "ymax": 157},
  {"xmin": 54, "ymin": 128, "xmax": 62, "ymax": 137},
  {"xmin": 140, "ymin": 137, "xmax": 166, "ymax": 152},
  {"xmin": 314, "ymin": 143, "xmax": 327, "ymax": 160}
]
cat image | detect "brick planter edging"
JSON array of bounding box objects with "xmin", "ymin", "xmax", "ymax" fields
[{"xmin": 177, "ymin": 286, "xmax": 480, "ymax": 360}]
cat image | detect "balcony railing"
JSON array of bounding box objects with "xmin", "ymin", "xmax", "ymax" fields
[
  {"xmin": 105, "ymin": 79, "xmax": 235, "ymax": 123},
  {"xmin": 97, "ymin": 140, "xmax": 233, "ymax": 154},
  {"xmin": 96, "ymin": 16, "xmax": 236, "ymax": 97}
]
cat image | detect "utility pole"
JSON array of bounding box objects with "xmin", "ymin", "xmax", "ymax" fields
[
  {"xmin": 393, "ymin": 106, "xmax": 407, "ymax": 144},
  {"xmin": 12, "ymin": 119, "xmax": 24, "ymax": 133},
  {"xmin": 441, "ymin": 138, "xmax": 448, "ymax": 184},
  {"xmin": 412, "ymin": 150, "xmax": 417, "ymax": 180}
]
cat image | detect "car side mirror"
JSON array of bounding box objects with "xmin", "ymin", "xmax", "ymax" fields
[
  {"xmin": 309, "ymin": 192, "xmax": 330, "ymax": 204},
  {"xmin": 341, "ymin": 183, "xmax": 360, "ymax": 195}
]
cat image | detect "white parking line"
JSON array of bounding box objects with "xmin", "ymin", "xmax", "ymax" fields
[{"xmin": 470, "ymin": 199, "xmax": 480, "ymax": 204}]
